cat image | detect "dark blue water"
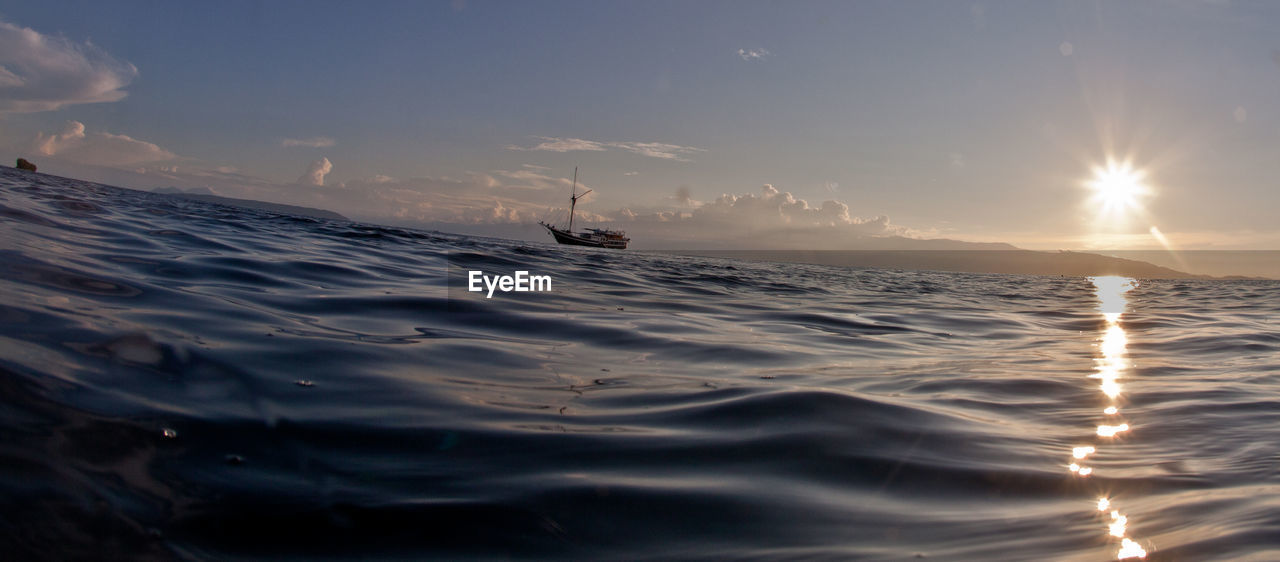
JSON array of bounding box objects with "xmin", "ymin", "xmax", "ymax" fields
[{"xmin": 1, "ymin": 166, "xmax": 1278, "ymax": 560}]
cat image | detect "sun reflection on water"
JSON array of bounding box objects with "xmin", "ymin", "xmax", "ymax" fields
[{"xmin": 1068, "ymin": 276, "xmax": 1149, "ymax": 559}]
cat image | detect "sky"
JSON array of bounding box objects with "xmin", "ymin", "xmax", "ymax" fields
[{"xmin": 2, "ymin": 0, "xmax": 1279, "ymax": 251}]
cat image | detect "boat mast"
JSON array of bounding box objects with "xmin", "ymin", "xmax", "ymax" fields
[
  {"xmin": 568, "ymin": 167, "xmax": 577, "ymax": 232},
  {"xmin": 568, "ymin": 166, "xmax": 591, "ymax": 232}
]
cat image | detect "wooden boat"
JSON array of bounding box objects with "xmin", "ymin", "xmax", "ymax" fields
[{"xmin": 539, "ymin": 167, "xmax": 629, "ymax": 249}]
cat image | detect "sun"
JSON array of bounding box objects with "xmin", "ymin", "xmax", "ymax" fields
[{"xmin": 1088, "ymin": 161, "xmax": 1149, "ymax": 216}]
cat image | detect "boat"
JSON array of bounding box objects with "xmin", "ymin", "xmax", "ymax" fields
[{"xmin": 539, "ymin": 167, "xmax": 630, "ymax": 249}]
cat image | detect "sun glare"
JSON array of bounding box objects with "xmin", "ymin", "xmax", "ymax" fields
[{"xmin": 1088, "ymin": 161, "xmax": 1149, "ymax": 217}]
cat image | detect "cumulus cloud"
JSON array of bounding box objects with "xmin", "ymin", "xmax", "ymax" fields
[
  {"xmin": 590, "ymin": 184, "xmax": 912, "ymax": 249},
  {"xmin": 507, "ymin": 136, "xmax": 705, "ymax": 162},
  {"xmin": 313, "ymin": 177, "xmax": 908, "ymax": 248},
  {"xmin": 737, "ymin": 48, "xmax": 771, "ymax": 62},
  {"xmin": 693, "ymin": 184, "xmax": 883, "ymax": 230},
  {"xmin": 0, "ymin": 19, "xmax": 138, "ymax": 114},
  {"xmin": 33, "ymin": 120, "xmax": 87, "ymax": 155},
  {"xmin": 298, "ymin": 157, "xmax": 333, "ymax": 186},
  {"xmin": 32, "ymin": 120, "xmax": 176, "ymax": 165},
  {"xmin": 282, "ymin": 136, "xmax": 336, "ymax": 148}
]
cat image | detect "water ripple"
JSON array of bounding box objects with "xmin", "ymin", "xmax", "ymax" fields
[{"xmin": 1, "ymin": 167, "xmax": 1278, "ymax": 559}]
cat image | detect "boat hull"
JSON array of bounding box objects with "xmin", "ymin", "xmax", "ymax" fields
[{"xmin": 540, "ymin": 223, "xmax": 628, "ymax": 249}]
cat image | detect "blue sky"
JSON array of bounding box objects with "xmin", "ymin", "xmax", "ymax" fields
[{"xmin": 2, "ymin": 1, "xmax": 1278, "ymax": 249}]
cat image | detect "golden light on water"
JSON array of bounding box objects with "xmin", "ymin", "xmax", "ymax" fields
[
  {"xmin": 1092, "ymin": 276, "xmax": 1134, "ymax": 315},
  {"xmin": 1109, "ymin": 511, "xmax": 1128, "ymax": 537},
  {"xmin": 1069, "ymin": 277, "xmax": 1150, "ymax": 559},
  {"xmin": 1118, "ymin": 538, "xmax": 1148, "ymax": 559},
  {"xmin": 1101, "ymin": 325, "xmax": 1128, "ymax": 357},
  {"xmin": 1099, "ymin": 378, "xmax": 1122, "ymax": 399},
  {"xmin": 1097, "ymin": 423, "xmax": 1130, "ymax": 437}
]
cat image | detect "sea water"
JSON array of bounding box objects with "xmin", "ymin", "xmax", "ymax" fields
[{"xmin": 1, "ymin": 167, "xmax": 1277, "ymax": 560}]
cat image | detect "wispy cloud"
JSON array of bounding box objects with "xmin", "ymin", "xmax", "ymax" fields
[
  {"xmin": 737, "ymin": 48, "xmax": 771, "ymax": 62},
  {"xmin": 611, "ymin": 141, "xmax": 704, "ymax": 161},
  {"xmin": 32, "ymin": 120, "xmax": 176, "ymax": 165},
  {"xmin": 282, "ymin": 136, "xmax": 336, "ymax": 148},
  {"xmin": 0, "ymin": 18, "xmax": 138, "ymax": 114},
  {"xmin": 623, "ymin": 171, "xmax": 639, "ymax": 176},
  {"xmin": 507, "ymin": 136, "xmax": 705, "ymax": 162},
  {"xmin": 506, "ymin": 137, "xmax": 608, "ymax": 153}
]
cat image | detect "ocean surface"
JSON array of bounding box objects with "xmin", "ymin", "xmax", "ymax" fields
[{"xmin": 1, "ymin": 166, "xmax": 1278, "ymax": 561}]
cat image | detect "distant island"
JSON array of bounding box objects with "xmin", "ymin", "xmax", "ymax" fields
[
  {"xmin": 152, "ymin": 187, "xmax": 349, "ymax": 221},
  {"xmin": 672, "ymin": 250, "xmax": 1215, "ymax": 279}
]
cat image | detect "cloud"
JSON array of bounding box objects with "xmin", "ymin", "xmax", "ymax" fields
[
  {"xmin": 507, "ymin": 137, "xmax": 607, "ymax": 152},
  {"xmin": 737, "ymin": 48, "xmax": 771, "ymax": 62},
  {"xmin": 317, "ymin": 172, "xmax": 571, "ymax": 225},
  {"xmin": 31, "ymin": 120, "xmax": 177, "ymax": 166},
  {"xmin": 609, "ymin": 141, "xmax": 704, "ymax": 161},
  {"xmin": 507, "ymin": 136, "xmax": 705, "ymax": 162},
  {"xmin": 674, "ymin": 185, "xmax": 694, "ymax": 206},
  {"xmin": 282, "ymin": 136, "xmax": 336, "ymax": 148},
  {"xmin": 0, "ymin": 19, "xmax": 138, "ymax": 114},
  {"xmin": 693, "ymin": 184, "xmax": 883, "ymax": 231},
  {"xmin": 298, "ymin": 157, "xmax": 333, "ymax": 186},
  {"xmin": 315, "ymin": 177, "xmax": 909, "ymax": 248},
  {"xmin": 623, "ymin": 171, "xmax": 639, "ymax": 176},
  {"xmin": 591, "ymin": 184, "xmax": 914, "ymax": 249}
]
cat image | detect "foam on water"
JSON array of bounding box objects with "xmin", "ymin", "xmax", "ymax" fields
[{"xmin": 1, "ymin": 167, "xmax": 1278, "ymax": 560}]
